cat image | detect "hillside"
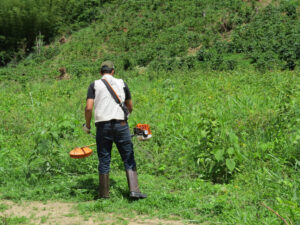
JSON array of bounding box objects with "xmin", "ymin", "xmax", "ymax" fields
[
  {"xmin": 0, "ymin": 0, "xmax": 299, "ymax": 80},
  {"xmin": 0, "ymin": 0, "xmax": 299, "ymax": 224}
]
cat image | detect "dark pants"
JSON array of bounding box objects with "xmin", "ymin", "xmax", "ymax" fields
[{"xmin": 96, "ymin": 120, "xmax": 136, "ymax": 174}]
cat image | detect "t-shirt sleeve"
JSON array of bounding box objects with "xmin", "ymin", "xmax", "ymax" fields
[
  {"xmin": 124, "ymin": 82, "xmax": 131, "ymax": 100},
  {"xmin": 87, "ymin": 82, "xmax": 95, "ymax": 99}
]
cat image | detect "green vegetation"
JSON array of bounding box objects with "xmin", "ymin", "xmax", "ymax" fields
[
  {"xmin": 0, "ymin": 203, "xmax": 8, "ymax": 212},
  {"xmin": 0, "ymin": 0, "xmax": 104, "ymax": 65},
  {"xmin": 0, "ymin": 70, "xmax": 299, "ymax": 223},
  {"xmin": 1, "ymin": 0, "xmax": 299, "ymax": 70},
  {"xmin": 0, "ymin": 0, "xmax": 299, "ymax": 224},
  {"xmin": 0, "ymin": 216, "xmax": 29, "ymax": 225}
]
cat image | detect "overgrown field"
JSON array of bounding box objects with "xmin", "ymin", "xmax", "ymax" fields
[
  {"xmin": 0, "ymin": 69, "xmax": 299, "ymax": 224},
  {"xmin": 0, "ymin": 0, "xmax": 299, "ymax": 224}
]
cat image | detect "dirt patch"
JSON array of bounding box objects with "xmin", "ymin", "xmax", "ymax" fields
[
  {"xmin": 0, "ymin": 200, "xmax": 188, "ymax": 225},
  {"xmin": 188, "ymin": 45, "xmax": 202, "ymax": 56}
]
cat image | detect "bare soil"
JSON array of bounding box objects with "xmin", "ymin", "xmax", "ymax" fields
[{"xmin": 0, "ymin": 200, "xmax": 189, "ymax": 225}]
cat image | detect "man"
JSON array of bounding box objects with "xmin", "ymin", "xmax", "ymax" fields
[{"xmin": 83, "ymin": 60, "xmax": 147, "ymax": 199}]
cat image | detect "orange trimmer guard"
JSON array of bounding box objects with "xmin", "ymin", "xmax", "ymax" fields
[{"xmin": 69, "ymin": 147, "xmax": 93, "ymax": 159}]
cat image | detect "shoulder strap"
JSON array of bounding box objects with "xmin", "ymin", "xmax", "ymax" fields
[
  {"xmin": 101, "ymin": 79, "xmax": 121, "ymax": 104},
  {"xmin": 101, "ymin": 79, "xmax": 129, "ymax": 121}
]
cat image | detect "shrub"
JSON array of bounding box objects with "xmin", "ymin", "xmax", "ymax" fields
[{"xmin": 230, "ymin": 4, "xmax": 299, "ymax": 70}]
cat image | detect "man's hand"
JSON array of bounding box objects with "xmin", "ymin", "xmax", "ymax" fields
[{"xmin": 83, "ymin": 124, "xmax": 91, "ymax": 134}]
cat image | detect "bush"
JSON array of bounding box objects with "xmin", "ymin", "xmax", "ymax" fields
[
  {"xmin": 230, "ymin": 4, "xmax": 300, "ymax": 70},
  {"xmin": 0, "ymin": 0, "xmax": 104, "ymax": 65}
]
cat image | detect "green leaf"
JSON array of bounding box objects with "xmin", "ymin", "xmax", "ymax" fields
[
  {"xmin": 200, "ymin": 130, "xmax": 207, "ymax": 137},
  {"xmin": 229, "ymin": 132, "xmax": 238, "ymax": 143},
  {"xmin": 214, "ymin": 149, "xmax": 224, "ymax": 161},
  {"xmin": 227, "ymin": 147, "xmax": 234, "ymax": 155},
  {"xmin": 226, "ymin": 159, "xmax": 236, "ymax": 172}
]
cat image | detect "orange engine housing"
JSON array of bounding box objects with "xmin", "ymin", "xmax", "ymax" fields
[{"xmin": 136, "ymin": 124, "xmax": 152, "ymax": 135}]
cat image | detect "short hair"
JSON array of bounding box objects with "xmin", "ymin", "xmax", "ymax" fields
[{"xmin": 100, "ymin": 66, "xmax": 114, "ymax": 74}]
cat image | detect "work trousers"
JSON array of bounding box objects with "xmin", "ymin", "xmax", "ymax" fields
[{"xmin": 96, "ymin": 120, "xmax": 136, "ymax": 174}]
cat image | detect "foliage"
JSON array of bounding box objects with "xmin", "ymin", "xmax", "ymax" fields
[
  {"xmin": 0, "ymin": 0, "xmax": 103, "ymax": 65},
  {"xmin": 0, "ymin": 216, "xmax": 29, "ymax": 225},
  {"xmin": 230, "ymin": 2, "xmax": 300, "ymax": 71},
  {"xmin": 0, "ymin": 0, "xmax": 299, "ymax": 224},
  {"xmin": 1, "ymin": 68, "xmax": 299, "ymax": 223},
  {"xmin": 1, "ymin": 0, "xmax": 299, "ymax": 70},
  {"xmin": 0, "ymin": 203, "xmax": 8, "ymax": 212}
]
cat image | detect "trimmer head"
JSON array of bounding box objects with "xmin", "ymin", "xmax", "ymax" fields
[{"xmin": 69, "ymin": 147, "xmax": 93, "ymax": 159}]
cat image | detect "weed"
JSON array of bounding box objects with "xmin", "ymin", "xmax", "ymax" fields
[
  {"xmin": 0, "ymin": 1, "xmax": 299, "ymax": 223},
  {"xmin": 0, "ymin": 216, "xmax": 29, "ymax": 225},
  {"xmin": 40, "ymin": 216, "xmax": 48, "ymax": 224},
  {"xmin": 0, "ymin": 204, "xmax": 8, "ymax": 212}
]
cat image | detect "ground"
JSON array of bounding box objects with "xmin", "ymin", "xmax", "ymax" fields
[{"xmin": 0, "ymin": 200, "xmax": 190, "ymax": 225}]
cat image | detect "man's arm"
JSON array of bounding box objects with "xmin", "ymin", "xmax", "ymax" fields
[
  {"xmin": 85, "ymin": 99, "xmax": 94, "ymax": 129},
  {"xmin": 125, "ymin": 99, "xmax": 133, "ymax": 113},
  {"xmin": 124, "ymin": 82, "xmax": 133, "ymax": 113}
]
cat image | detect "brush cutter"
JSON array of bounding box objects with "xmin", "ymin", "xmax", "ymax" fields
[{"xmin": 69, "ymin": 124, "xmax": 152, "ymax": 159}]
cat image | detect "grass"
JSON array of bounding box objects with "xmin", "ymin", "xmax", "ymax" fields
[
  {"xmin": 0, "ymin": 0, "xmax": 299, "ymax": 224},
  {"xmin": 0, "ymin": 216, "xmax": 29, "ymax": 225},
  {"xmin": 0, "ymin": 204, "xmax": 8, "ymax": 212},
  {"xmin": 0, "ymin": 68, "xmax": 299, "ymax": 224},
  {"xmin": 39, "ymin": 216, "xmax": 48, "ymax": 224}
]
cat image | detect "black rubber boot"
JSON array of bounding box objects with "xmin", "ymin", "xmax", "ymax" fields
[
  {"xmin": 99, "ymin": 173, "xmax": 110, "ymax": 199},
  {"xmin": 126, "ymin": 169, "xmax": 147, "ymax": 199}
]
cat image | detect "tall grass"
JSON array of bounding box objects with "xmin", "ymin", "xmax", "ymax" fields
[{"xmin": 0, "ymin": 68, "xmax": 299, "ymax": 223}]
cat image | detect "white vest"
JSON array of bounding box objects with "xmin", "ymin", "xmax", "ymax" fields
[{"xmin": 94, "ymin": 74, "xmax": 127, "ymax": 122}]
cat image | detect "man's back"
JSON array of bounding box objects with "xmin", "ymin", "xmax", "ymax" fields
[{"xmin": 87, "ymin": 74, "xmax": 131, "ymax": 123}]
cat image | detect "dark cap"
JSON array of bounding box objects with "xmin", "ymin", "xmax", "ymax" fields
[{"xmin": 101, "ymin": 60, "xmax": 115, "ymax": 70}]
